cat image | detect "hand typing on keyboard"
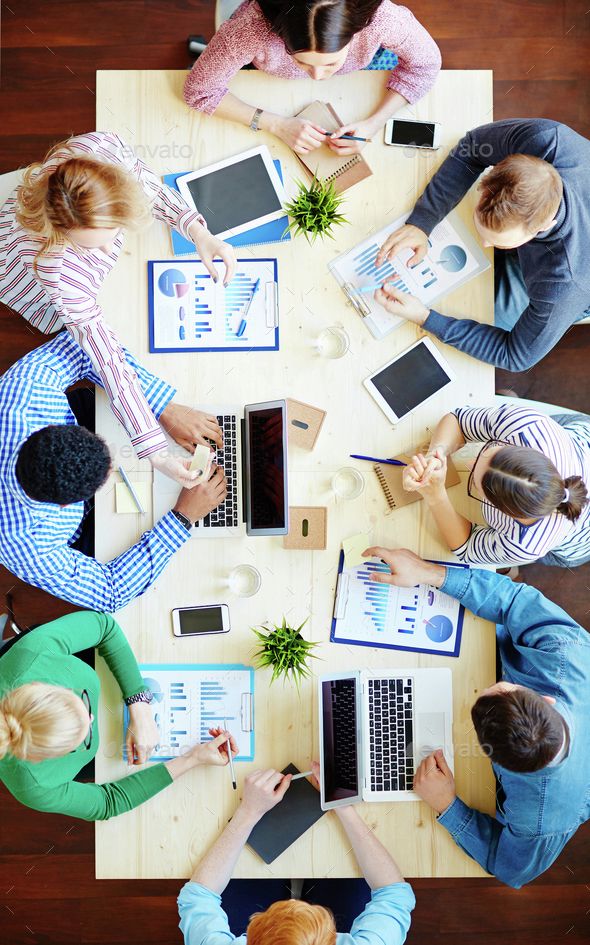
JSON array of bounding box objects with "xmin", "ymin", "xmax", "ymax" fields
[
  {"xmin": 173, "ymin": 465, "xmax": 227, "ymax": 525},
  {"xmin": 160, "ymin": 402, "xmax": 223, "ymax": 451}
]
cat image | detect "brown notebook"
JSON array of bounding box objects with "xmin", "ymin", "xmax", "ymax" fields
[
  {"xmin": 374, "ymin": 448, "xmax": 461, "ymax": 512},
  {"xmin": 294, "ymin": 100, "xmax": 373, "ymax": 194}
]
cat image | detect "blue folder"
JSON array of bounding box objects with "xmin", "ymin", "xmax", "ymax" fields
[{"xmin": 163, "ymin": 160, "xmax": 291, "ymax": 256}]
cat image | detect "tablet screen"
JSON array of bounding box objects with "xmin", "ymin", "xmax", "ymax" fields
[
  {"xmin": 184, "ymin": 154, "xmax": 283, "ymax": 235},
  {"xmin": 370, "ymin": 342, "xmax": 451, "ymax": 419}
]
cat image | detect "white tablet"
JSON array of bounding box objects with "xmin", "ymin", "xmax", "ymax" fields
[
  {"xmin": 364, "ymin": 337, "xmax": 455, "ymax": 424},
  {"xmin": 176, "ymin": 146, "xmax": 286, "ymax": 240}
]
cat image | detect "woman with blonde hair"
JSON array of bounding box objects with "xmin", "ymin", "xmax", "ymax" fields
[
  {"xmin": 403, "ymin": 403, "xmax": 590, "ymax": 567},
  {"xmin": 0, "ymin": 610, "xmax": 238, "ymax": 820},
  {"xmin": 0, "ymin": 132, "xmax": 235, "ymax": 486}
]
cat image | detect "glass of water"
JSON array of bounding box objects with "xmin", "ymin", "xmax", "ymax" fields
[
  {"xmin": 227, "ymin": 564, "xmax": 262, "ymax": 598},
  {"xmin": 314, "ymin": 326, "xmax": 350, "ymax": 359},
  {"xmin": 331, "ymin": 467, "xmax": 365, "ymax": 500}
]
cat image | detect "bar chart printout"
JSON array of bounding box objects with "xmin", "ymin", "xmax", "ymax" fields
[
  {"xmin": 123, "ymin": 665, "xmax": 255, "ymax": 761},
  {"xmin": 331, "ymin": 559, "xmax": 466, "ymax": 656}
]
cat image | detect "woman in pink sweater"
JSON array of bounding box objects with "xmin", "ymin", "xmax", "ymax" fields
[{"xmin": 184, "ymin": 0, "xmax": 441, "ymax": 157}]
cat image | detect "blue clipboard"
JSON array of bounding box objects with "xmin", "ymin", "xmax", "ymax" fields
[
  {"xmin": 123, "ymin": 663, "xmax": 255, "ymax": 762},
  {"xmin": 147, "ymin": 257, "xmax": 279, "ymax": 353},
  {"xmin": 330, "ymin": 551, "xmax": 467, "ymax": 658}
]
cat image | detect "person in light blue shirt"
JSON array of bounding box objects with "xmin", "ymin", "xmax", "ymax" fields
[
  {"xmin": 177, "ymin": 766, "xmax": 415, "ymax": 945},
  {"xmin": 364, "ymin": 545, "xmax": 590, "ymax": 888}
]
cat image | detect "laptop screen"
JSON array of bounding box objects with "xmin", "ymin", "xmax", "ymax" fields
[
  {"xmin": 321, "ymin": 677, "xmax": 360, "ymax": 804},
  {"xmin": 244, "ymin": 402, "xmax": 288, "ymax": 535}
]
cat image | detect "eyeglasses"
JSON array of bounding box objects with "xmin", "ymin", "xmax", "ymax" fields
[
  {"xmin": 72, "ymin": 689, "xmax": 93, "ymax": 752},
  {"xmin": 467, "ymin": 438, "xmax": 513, "ymax": 506}
]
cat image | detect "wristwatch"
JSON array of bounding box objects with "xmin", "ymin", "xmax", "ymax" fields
[
  {"xmin": 250, "ymin": 107, "xmax": 263, "ymax": 132},
  {"xmin": 125, "ymin": 690, "xmax": 154, "ymax": 707},
  {"xmin": 171, "ymin": 508, "xmax": 193, "ymax": 532}
]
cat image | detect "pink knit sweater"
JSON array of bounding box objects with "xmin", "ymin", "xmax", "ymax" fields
[{"xmin": 184, "ymin": 1, "xmax": 441, "ymax": 113}]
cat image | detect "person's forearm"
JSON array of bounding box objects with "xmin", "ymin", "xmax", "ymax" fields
[
  {"xmin": 365, "ymin": 89, "xmax": 409, "ymax": 131},
  {"xmin": 335, "ymin": 807, "xmax": 403, "ymax": 889},
  {"xmin": 191, "ymin": 804, "xmax": 258, "ymax": 894},
  {"xmin": 427, "ymin": 414, "xmax": 465, "ymax": 457},
  {"xmin": 213, "ymin": 92, "xmax": 284, "ymax": 136},
  {"xmin": 426, "ymin": 492, "xmax": 472, "ymax": 551}
]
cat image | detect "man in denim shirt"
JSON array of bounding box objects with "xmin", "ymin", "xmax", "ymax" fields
[{"xmin": 366, "ymin": 546, "xmax": 590, "ymax": 888}]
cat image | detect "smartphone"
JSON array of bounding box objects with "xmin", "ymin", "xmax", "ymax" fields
[
  {"xmin": 384, "ymin": 118, "xmax": 441, "ymax": 150},
  {"xmin": 172, "ymin": 604, "xmax": 230, "ymax": 638}
]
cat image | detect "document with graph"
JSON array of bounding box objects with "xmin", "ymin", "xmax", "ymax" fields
[
  {"xmin": 147, "ymin": 258, "xmax": 279, "ymax": 352},
  {"xmin": 331, "ymin": 552, "xmax": 467, "ymax": 657},
  {"xmin": 123, "ymin": 664, "xmax": 255, "ymax": 762},
  {"xmin": 329, "ymin": 210, "xmax": 490, "ymax": 339}
]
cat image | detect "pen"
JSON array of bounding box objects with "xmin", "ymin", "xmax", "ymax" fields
[
  {"xmin": 326, "ymin": 133, "xmax": 370, "ymax": 143},
  {"xmin": 117, "ymin": 466, "xmax": 145, "ymax": 514},
  {"xmin": 237, "ymin": 278, "xmax": 260, "ymax": 338},
  {"xmin": 350, "ymin": 454, "xmax": 406, "ymax": 467},
  {"xmin": 224, "ymin": 718, "xmax": 237, "ymax": 790},
  {"xmin": 358, "ymin": 281, "xmax": 387, "ymax": 294},
  {"xmin": 290, "ymin": 770, "xmax": 313, "ymax": 781}
]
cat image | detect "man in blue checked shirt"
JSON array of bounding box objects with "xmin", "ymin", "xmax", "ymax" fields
[
  {"xmin": 364, "ymin": 546, "xmax": 590, "ymax": 888},
  {"xmin": 178, "ymin": 765, "xmax": 414, "ymax": 945},
  {"xmin": 0, "ymin": 333, "xmax": 226, "ymax": 610}
]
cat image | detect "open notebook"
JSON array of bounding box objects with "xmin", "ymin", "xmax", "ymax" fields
[{"xmin": 295, "ymin": 101, "xmax": 372, "ymax": 194}]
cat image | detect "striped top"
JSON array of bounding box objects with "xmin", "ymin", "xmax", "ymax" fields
[
  {"xmin": 0, "ymin": 132, "xmax": 203, "ymax": 459},
  {"xmin": 0, "ymin": 333, "xmax": 191, "ymax": 611},
  {"xmin": 184, "ymin": 0, "xmax": 441, "ymax": 114},
  {"xmin": 453, "ymin": 405, "xmax": 590, "ymax": 566}
]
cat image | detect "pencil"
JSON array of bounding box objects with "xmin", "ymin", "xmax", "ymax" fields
[
  {"xmin": 290, "ymin": 770, "xmax": 313, "ymax": 781},
  {"xmin": 118, "ymin": 466, "xmax": 145, "ymax": 514}
]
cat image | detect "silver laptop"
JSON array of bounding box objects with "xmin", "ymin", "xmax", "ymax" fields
[
  {"xmin": 153, "ymin": 399, "xmax": 288, "ymax": 537},
  {"xmin": 318, "ymin": 668, "xmax": 453, "ymax": 807}
]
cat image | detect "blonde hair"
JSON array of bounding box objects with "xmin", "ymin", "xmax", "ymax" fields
[
  {"xmin": 476, "ymin": 154, "xmax": 563, "ymax": 234},
  {"xmin": 247, "ymin": 900, "xmax": 337, "ymax": 945},
  {"xmin": 0, "ymin": 683, "xmax": 88, "ymax": 763},
  {"xmin": 16, "ymin": 138, "xmax": 152, "ymax": 265}
]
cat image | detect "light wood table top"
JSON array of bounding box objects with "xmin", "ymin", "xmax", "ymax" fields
[{"xmin": 94, "ymin": 68, "xmax": 496, "ymax": 879}]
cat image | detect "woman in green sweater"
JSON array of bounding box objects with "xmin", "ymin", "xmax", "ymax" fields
[{"xmin": 0, "ymin": 611, "xmax": 237, "ymax": 821}]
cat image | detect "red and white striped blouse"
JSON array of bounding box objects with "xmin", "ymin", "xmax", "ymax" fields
[{"xmin": 0, "ymin": 131, "xmax": 204, "ymax": 459}]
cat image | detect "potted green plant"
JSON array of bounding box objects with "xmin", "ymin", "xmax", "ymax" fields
[
  {"xmin": 251, "ymin": 617, "xmax": 319, "ymax": 688},
  {"xmin": 284, "ymin": 175, "xmax": 348, "ymax": 243}
]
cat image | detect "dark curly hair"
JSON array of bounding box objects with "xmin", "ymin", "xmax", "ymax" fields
[{"xmin": 16, "ymin": 425, "xmax": 111, "ymax": 504}]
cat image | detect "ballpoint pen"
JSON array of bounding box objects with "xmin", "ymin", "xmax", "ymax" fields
[
  {"xmin": 325, "ymin": 132, "xmax": 371, "ymax": 143},
  {"xmin": 358, "ymin": 281, "xmax": 389, "ymax": 294},
  {"xmin": 237, "ymin": 278, "xmax": 260, "ymax": 338},
  {"xmin": 117, "ymin": 465, "xmax": 145, "ymax": 513},
  {"xmin": 224, "ymin": 717, "xmax": 237, "ymax": 790},
  {"xmin": 349, "ymin": 454, "xmax": 406, "ymax": 467}
]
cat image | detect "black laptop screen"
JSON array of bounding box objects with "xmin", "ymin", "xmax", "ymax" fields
[
  {"xmin": 247, "ymin": 405, "xmax": 287, "ymax": 531},
  {"xmin": 321, "ymin": 678, "xmax": 360, "ymax": 803}
]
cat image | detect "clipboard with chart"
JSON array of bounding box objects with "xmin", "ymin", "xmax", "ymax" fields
[
  {"xmin": 331, "ymin": 552, "xmax": 467, "ymax": 657},
  {"xmin": 124, "ymin": 664, "xmax": 255, "ymax": 762},
  {"xmin": 147, "ymin": 258, "xmax": 279, "ymax": 353}
]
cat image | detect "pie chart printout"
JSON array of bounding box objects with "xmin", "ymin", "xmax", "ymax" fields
[
  {"xmin": 438, "ymin": 245, "xmax": 467, "ymax": 273},
  {"xmin": 425, "ymin": 614, "xmax": 454, "ymax": 643},
  {"xmin": 158, "ymin": 268, "xmax": 188, "ymax": 298}
]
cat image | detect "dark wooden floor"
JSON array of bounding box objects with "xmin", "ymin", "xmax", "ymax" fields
[{"xmin": 1, "ymin": 2, "xmax": 590, "ymax": 943}]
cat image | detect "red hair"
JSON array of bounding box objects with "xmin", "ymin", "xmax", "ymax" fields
[{"xmin": 247, "ymin": 900, "xmax": 337, "ymax": 945}]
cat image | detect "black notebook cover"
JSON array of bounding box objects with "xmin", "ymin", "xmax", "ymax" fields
[{"xmin": 247, "ymin": 764, "xmax": 325, "ymax": 864}]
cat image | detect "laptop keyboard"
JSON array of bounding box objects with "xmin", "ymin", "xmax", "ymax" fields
[
  {"xmin": 201, "ymin": 414, "xmax": 239, "ymax": 529},
  {"xmin": 329, "ymin": 679, "xmax": 359, "ymax": 792},
  {"xmin": 368, "ymin": 677, "xmax": 415, "ymax": 792}
]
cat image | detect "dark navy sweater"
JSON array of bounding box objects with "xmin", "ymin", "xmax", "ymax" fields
[{"xmin": 407, "ymin": 118, "xmax": 590, "ymax": 371}]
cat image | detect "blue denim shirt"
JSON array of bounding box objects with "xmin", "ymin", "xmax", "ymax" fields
[{"xmin": 437, "ymin": 566, "xmax": 590, "ymax": 888}]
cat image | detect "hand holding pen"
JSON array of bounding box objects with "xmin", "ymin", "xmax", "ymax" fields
[{"xmin": 205, "ymin": 726, "xmax": 239, "ymax": 783}]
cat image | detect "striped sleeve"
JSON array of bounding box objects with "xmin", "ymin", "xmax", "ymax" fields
[{"xmin": 453, "ymin": 521, "xmax": 567, "ymax": 567}]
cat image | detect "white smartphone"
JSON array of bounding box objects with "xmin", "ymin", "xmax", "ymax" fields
[
  {"xmin": 384, "ymin": 118, "xmax": 442, "ymax": 150},
  {"xmin": 172, "ymin": 605, "xmax": 230, "ymax": 638}
]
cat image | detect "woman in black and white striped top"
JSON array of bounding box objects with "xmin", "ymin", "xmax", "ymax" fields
[{"xmin": 402, "ymin": 404, "xmax": 590, "ymax": 567}]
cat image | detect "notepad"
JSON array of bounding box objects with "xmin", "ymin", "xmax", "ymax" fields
[
  {"xmin": 247, "ymin": 764, "xmax": 325, "ymax": 864},
  {"xmin": 115, "ymin": 481, "xmax": 150, "ymax": 514},
  {"xmin": 343, "ymin": 533, "xmax": 370, "ymax": 569},
  {"xmin": 294, "ymin": 101, "xmax": 372, "ymax": 194},
  {"xmin": 374, "ymin": 448, "xmax": 460, "ymax": 512}
]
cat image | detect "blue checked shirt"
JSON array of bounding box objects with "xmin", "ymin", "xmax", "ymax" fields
[{"xmin": 0, "ymin": 332, "xmax": 191, "ymax": 611}]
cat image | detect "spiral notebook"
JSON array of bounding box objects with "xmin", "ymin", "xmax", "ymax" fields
[
  {"xmin": 294, "ymin": 101, "xmax": 372, "ymax": 194},
  {"xmin": 375, "ymin": 448, "xmax": 461, "ymax": 512}
]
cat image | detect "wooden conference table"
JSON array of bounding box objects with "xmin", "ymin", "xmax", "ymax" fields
[{"xmin": 94, "ymin": 68, "xmax": 496, "ymax": 879}]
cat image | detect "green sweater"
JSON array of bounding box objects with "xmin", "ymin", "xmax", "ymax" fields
[{"xmin": 0, "ymin": 611, "xmax": 172, "ymax": 821}]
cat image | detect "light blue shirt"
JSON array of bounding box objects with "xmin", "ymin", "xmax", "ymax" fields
[
  {"xmin": 178, "ymin": 880, "xmax": 415, "ymax": 945},
  {"xmin": 437, "ymin": 566, "xmax": 590, "ymax": 888},
  {"xmin": 0, "ymin": 332, "xmax": 190, "ymax": 611}
]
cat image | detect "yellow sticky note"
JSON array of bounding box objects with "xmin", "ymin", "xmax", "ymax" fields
[
  {"xmin": 115, "ymin": 481, "xmax": 150, "ymax": 514},
  {"xmin": 343, "ymin": 533, "xmax": 370, "ymax": 569},
  {"xmin": 190, "ymin": 443, "xmax": 213, "ymax": 478}
]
